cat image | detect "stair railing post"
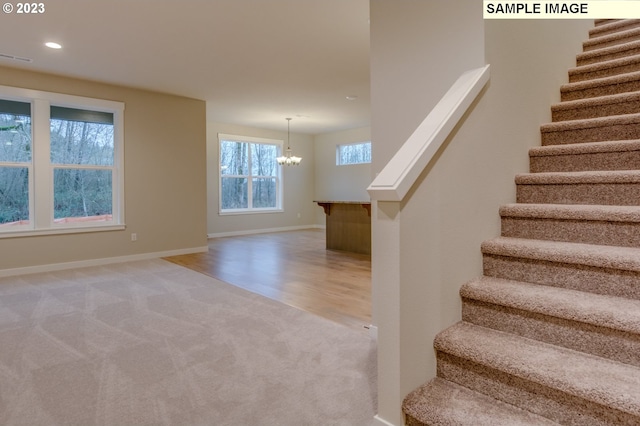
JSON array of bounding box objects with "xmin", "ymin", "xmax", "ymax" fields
[{"xmin": 372, "ymin": 199, "xmax": 404, "ymax": 426}]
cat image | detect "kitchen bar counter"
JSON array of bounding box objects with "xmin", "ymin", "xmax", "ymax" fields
[{"xmin": 314, "ymin": 201, "xmax": 371, "ymax": 255}]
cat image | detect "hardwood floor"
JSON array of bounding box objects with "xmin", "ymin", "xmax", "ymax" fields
[{"xmin": 164, "ymin": 229, "xmax": 371, "ymax": 330}]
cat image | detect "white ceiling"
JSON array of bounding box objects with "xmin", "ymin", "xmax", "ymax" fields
[{"xmin": 0, "ymin": 0, "xmax": 370, "ymax": 135}]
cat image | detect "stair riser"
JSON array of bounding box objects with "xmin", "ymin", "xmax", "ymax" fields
[
  {"xmin": 462, "ymin": 299, "xmax": 640, "ymax": 368},
  {"xmin": 483, "ymin": 254, "xmax": 640, "ymax": 300},
  {"xmin": 569, "ymin": 61, "xmax": 640, "ymax": 83},
  {"xmin": 584, "ymin": 33, "xmax": 640, "ymax": 52},
  {"xmin": 552, "ymin": 100, "xmax": 640, "ymax": 121},
  {"xmin": 541, "ymin": 122, "xmax": 640, "ymax": 145},
  {"xmin": 501, "ymin": 216, "xmax": 640, "ymax": 247},
  {"xmin": 404, "ymin": 416, "xmax": 424, "ymax": 426},
  {"xmin": 516, "ymin": 182, "xmax": 640, "ymax": 206},
  {"xmin": 561, "ymin": 79, "xmax": 640, "ymax": 101},
  {"xmin": 437, "ymin": 352, "xmax": 638, "ymax": 425},
  {"xmin": 578, "ymin": 45, "xmax": 640, "ymax": 66},
  {"xmin": 530, "ymin": 150, "xmax": 640, "ymax": 172}
]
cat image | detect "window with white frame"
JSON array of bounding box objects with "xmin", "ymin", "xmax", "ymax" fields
[
  {"xmin": 336, "ymin": 141, "xmax": 371, "ymax": 165},
  {"xmin": 219, "ymin": 134, "xmax": 283, "ymax": 214},
  {"xmin": 0, "ymin": 86, "xmax": 124, "ymax": 236},
  {"xmin": 0, "ymin": 99, "xmax": 31, "ymax": 228}
]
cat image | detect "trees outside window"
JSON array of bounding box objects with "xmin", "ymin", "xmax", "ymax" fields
[
  {"xmin": 0, "ymin": 86, "xmax": 124, "ymax": 236},
  {"xmin": 50, "ymin": 107, "xmax": 115, "ymax": 222},
  {"xmin": 219, "ymin": 134, "xmax": 282, "ymax": 214},
  {"xmin": 337, "ymin": 141, "xmax": 371, "ymax": 165},
  {"xmin": 0, "ymin": 100, "xmax": 31, "ymax": 226}
]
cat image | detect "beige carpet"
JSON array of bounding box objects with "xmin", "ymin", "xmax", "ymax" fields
[{"xmin": 0, "ymin": 259, "xmax": 377, "ymax": 425}]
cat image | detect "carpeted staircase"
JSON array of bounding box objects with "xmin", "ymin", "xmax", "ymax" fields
[{"xmin": 402, "ymin": 19, "xmax": 640, "ymax": 425}]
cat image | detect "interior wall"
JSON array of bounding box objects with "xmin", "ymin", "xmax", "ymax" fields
[
  {"xmin": 0, "ymin": 65, "xmax": 208, "ymax": 272},
  {"xmin": 313, "ymin": 126, "xmax": 371, "ymax": 225},
  {"xmin": 369, "ymin": 1, "xmax": 592, "ymax": 424},
  {"xmin": 370, "ymin": 2, "xmax": 485, "ymax": 424},
  {"xmin": 207, "ymin": 121, "xmax": 316, "ymax": 236}
]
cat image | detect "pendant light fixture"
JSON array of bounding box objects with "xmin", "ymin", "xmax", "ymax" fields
[{"xmin": 276, "ymin": 117, "xmax": 302, "ymax": 166}]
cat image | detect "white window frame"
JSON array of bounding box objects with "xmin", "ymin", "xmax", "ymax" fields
[
  {"xmin": 218, "ymin": 133, "xmax": 283, "ymax": 215},
  {"xmin": 336, "ymin": 141, "xmax": 372, "ymax": 166},
  {"xmin": 0, "ymin": 85, "xmax": 125, "ymax": 238}
]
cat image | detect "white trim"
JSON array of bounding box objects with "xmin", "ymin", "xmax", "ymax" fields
[
  {"xmin": 366, "ymin": 324, "xmax": 378, "ymax": 340},
  {"xmin": 373, "ymin": 415, "xmax": 398, "ymax": 426},
  {"xmin": 367, "ymin": 65, "xmax": 490, "ymax": 202},
  {"xmin": 218, "ymin": 208, "xmax": 284, "ymax": 216},
  {"xmin": 0, "ymin": 246, "xmax": 208, "ymax": 278},
  {"xmin": 208, "ymin": 224, "xmax": 323, "ymax": 239},
  {"xmin": 0, "ymin": 224, "xmax": 125, "ymax": 239}
]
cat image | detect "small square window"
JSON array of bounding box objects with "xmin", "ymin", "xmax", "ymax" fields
[{"xmin": 337, "ymin": 141, "xmax": 371, "ymax": 165}]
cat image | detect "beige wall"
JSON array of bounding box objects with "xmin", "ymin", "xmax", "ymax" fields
[
  {"xmin": 370, "ymin": 1, "xmax": 592, "ymax": 424},
  {"xmin": 313, "ymin": 126, "xmax": 371, "ymax": 224},
  {"xmin": 0, "ymin": 66, "xmax": 207, "ymax": 272},
  {"xmin": 207, "ymin": 121, "xmax": 316, "ymax": 236}
]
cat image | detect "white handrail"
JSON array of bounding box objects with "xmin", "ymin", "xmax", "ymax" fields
[{"xmin": 367, "ymin": 65, "xmax": 490, "ymax": 202}]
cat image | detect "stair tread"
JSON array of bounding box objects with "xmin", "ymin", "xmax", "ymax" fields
[
  {"xmin": 516, "ymin": 169, "xmax": 640, "ymax": 184},
  {"xmin": 589, "ymin": 19, "xmax": 640, "ymax": 38},
  {"xmin": 462, "ymin": 276, "xmax": 640, "ymax": 334},
  {"xmin": 584, "ymin": 26, "xmax": 640, "ymax": 48},
  {"xmin": 541, "ymin": 112, "xmax": 640, "ymax": 133},
  {"xmin": 481, "ymin": 236, "xmax": 640, "ymax": 272},
  {"xmin": 569, "ymin": 52, "xmax": 640, "ymax": 76},
  {"xmin": 403, "ymin": 377, "xmax": 560, "ymax": 426},
  {"xmin": 529, "ymin": 139, "xmax": 640, "ymax": 156},
  {"xmin": 560, "ymin": 69, "xmax": 640, "ymax": 92},
  {"xmin": 577, "ymin": 39, "xmax": 640, "ymax": 63},
  {"xmin": 499, "ymin": 203, "xmax": 640, "ymax": 222},
  {"xmin": 551, "ymin": 91, "xmax": 640, "ymax": 112},
  {"xmin": 436, "ymin": 322, "xmax": 640, "ymax": 416}
]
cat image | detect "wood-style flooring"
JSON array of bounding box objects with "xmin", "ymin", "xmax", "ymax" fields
[{"xmin": 164, "ymin": 229, "xmax": 371, "ymax": 330}]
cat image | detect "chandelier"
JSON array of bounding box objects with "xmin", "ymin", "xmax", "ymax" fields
[{"xmin": 276, "ymin": 117, "xmax": 302, "ymax": 166}]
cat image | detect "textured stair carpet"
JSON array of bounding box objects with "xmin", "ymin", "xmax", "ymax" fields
[
  {"xmin": 403, "ymin": 18, "xmax": 640, "ymax": 426},
  {"xmin": 0, "ymin": 259, "xmax": 377, "ymax": 426}
]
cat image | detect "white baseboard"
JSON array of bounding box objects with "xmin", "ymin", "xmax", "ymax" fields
[
  {"xmin": 365, "ymin": 324, "xmax": 378, "ymax": 340},
  {"xmin": 0, "ymin": 246, "xmax": 209, "ymax": 278},
  {"xmin": 208, "ymin": 224, "xmax": 324, "ymax": 239},
  {"xmin": 373, "ymin": 415, "xmax": 398, "ymax": 426}
]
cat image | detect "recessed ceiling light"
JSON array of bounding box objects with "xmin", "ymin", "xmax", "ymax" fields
[
  {"xmin": 346, "ymin": 95, "xmax": 358, "ymax": 101},
  {"xmin": 45, "ymin": 42, "xmax": 62, "ymax": 49}
]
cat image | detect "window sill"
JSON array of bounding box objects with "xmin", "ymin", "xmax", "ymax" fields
[
  {"xmin": 218, "ymin": 209, "xmax": 283, "ymax": 216},
  {"xmin": 0, "ymin": 224, "xmax": 126, "ymax": 239}
]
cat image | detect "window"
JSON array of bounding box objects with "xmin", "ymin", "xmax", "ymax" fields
[
  {"xmin": 0, "ymin": 100, "xmax": 31, "ymax": 228},
  {"xmin": 337, "ymin": 141, "xmax": 371, "ymax": 165},
  {"xmin": 219, "ymin": 134, "xmax": 282, "ymax": 214},
  {"xmin": 0, "ymin": 85, "xmax": 124, "ymax": 237},
  {"xmin": 50, "ymin": 106, "xmax": 115, "ymax": 223}
]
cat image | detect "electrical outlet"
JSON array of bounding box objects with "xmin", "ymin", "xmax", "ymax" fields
[
  {"xmin": 131, "ymin": 233, "xmax": 137, "ymax": 241},
  {"xmin": 297, "ymin": 213, "xmax": 301, "ymax": 218}
]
